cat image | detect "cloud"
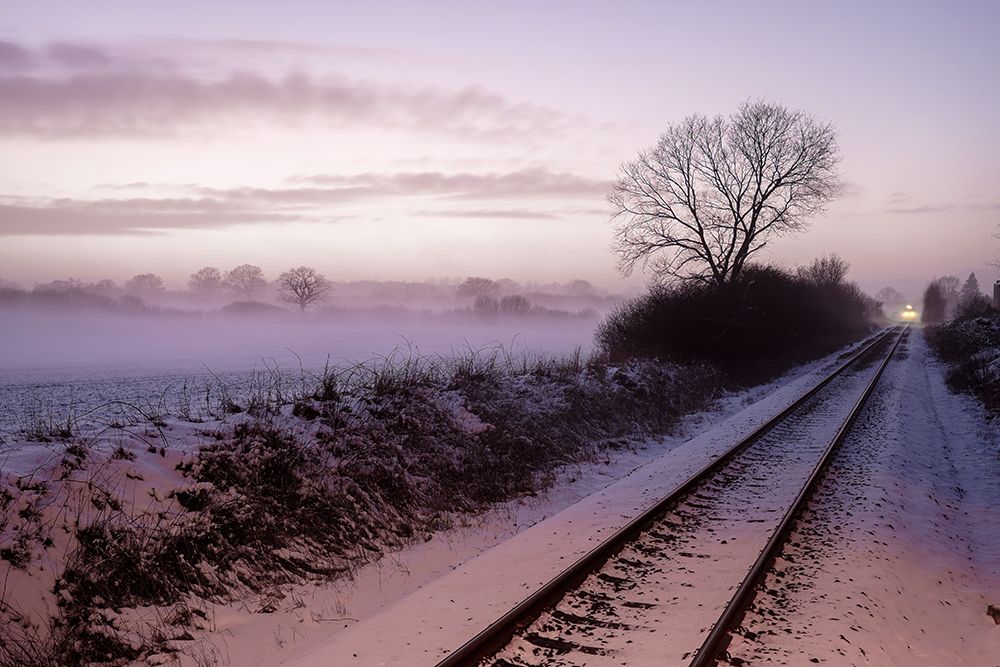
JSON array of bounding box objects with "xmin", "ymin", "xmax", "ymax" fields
[
  {"xmin": 885, "ymin": 203, "xmax": 956, "ymax": 215},
  {"xmin": 47, "ymin": 42, "xmax": 113, "ymax": 70},
  {"xmin": 0, "ymin": 41, "xmax": 569, "ymax": 139},
  {"xmin": 291, "ymin": 168, "xmax": 610, "ymax": 200},
  {"xmin": 149, "ymin": 37, "xmax": 415, "ymax": 69},
  {"xmin": 887, "ymin": 191, "xmax": 911, "ymax": 204},
  {"xmin": 0, "ymin": 168, "xmax": 608, "ymax": 236},
  {"xmin": 0, "ymin": 41, "xmax": 36, "ymax": 72},
  {"xmin": 0, "ymin": 197, "xmax": 299, "ymax": 236},
  {"xmin": 420, "ymin": 209, "xmax": 559, "ymax": 220},
  {"xmin": 884, "ymin": 201, "xmax": 1000, "ymax": 215},
  {"xmin": 837, "ymin": 180, "xmax": 866, "ymax": 198}
]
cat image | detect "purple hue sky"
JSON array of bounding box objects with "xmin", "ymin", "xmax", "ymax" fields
[{"xmin": 1, "ymin": 0, "xmax": 997, "ymax": 299}]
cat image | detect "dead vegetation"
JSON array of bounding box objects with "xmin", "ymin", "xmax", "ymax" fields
[{"xmin": 1, "ymin": 345, "xmax": 721, "ymax": 666}]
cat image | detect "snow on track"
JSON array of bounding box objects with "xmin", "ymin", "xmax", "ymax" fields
[
  {"xmin": 278, "ymin": 341, "xmax": 893, "ymax": 667},
  {"xmin": 487, "ymin": 332, "xmax": 897, "ymax": 666},
  {"xmin": 728, "ymin": 329, "xmax": 1000, "ymax": 665}
]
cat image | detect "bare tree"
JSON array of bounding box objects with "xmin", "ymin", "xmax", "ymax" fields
[
  {"xmin": 797, "ymin": 254, "xmax": 850, "ymax": 287},
  {"xmin": 473, "ymin": 294, "xmax": 500, "ymax": 318},
  {"xmin": 224, "ymin": 264, "xmax": 267, "ymax": 299},
  {"xmin": 500, "ymin": 294, "xmax": 531, "ymax": 316},
  {"xmin": 875, "ymin": 286, "xmax": 907, "ymax": 307},
  {"xmin": 277, "ymin": 266, "xmax": 331, "ymax": 312},
  {"xmin": 496, "ymin": 278, "xmax": 520, "ymax": 294},
  {"xmin": 34, "ymin": 278, "xmax": 85, "ymax": 292},
  {"xmin": 93, "ymin": 279, "xmax": 118, "ymax": 292},
  {"xmin": 117, "ymin": 294, "xmax": 149, "ymax": 314},
  {"xmin": 991, "ymin": 223, "xmax": 999, "ymax": 271},
  {"xmin": 566, "ymin": 279, "xmax": 596, "ymax": 296},
  {"xmin": 922, "ymin": 281, "xmax": 947, "ymax": 325},
  {"xmin": 610, "ymin": 99, "xmax": 841, "ymax": 286},
  {"xmin": 936, "ymin": 275, "xmax": 961, "ymax": 319},
  {"xmin": 125, "ymin": 273, "xmax": 164, "ymax": 292},
  {"xmin": 457, "ymin": 277, "xmax": 501, "ymax": 300},
  {"xmin": 188, "ymin": 267, "xmax": 223, "ymax": 295}
]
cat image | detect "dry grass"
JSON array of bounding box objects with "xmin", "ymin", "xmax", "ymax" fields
[{"xmin": 1, "ymin": 344, "xmax": 722, "ymax": 666}]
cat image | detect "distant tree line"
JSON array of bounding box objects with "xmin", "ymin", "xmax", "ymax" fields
[
  {"xmin": 922, "ymin": 273, "xmax": 992, "ymax": 325},
  {"xmin": 1, "ymin": 270, "xmax": 610, "ymax": 319}
]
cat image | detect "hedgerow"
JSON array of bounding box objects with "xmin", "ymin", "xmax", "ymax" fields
[
  {"xmin": 926, "ymin": 310, "xmax": 1000, "ymax": 413},
  {"xmin": 596, "ymin": 263, "xmax": 880, "ymax": 383}
]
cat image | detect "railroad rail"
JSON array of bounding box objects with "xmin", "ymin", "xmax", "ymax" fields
[{"xmin": 435, "ymin": 325, "xmax": 907, "ymax": 667}]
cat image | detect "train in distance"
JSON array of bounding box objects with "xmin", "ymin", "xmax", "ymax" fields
[{"xmin": 900, "ymin": 304, "xmax": 918, "ymax": 320}]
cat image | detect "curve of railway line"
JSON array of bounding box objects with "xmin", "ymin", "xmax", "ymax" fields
[{"xmin": 435, "ymin": 325, "xmax": 908, "ymax": 667}]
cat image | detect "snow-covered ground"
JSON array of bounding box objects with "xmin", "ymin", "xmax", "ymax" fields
[
  {"xmin": 0, "ymin": 313, "xmax": 599, "ymax": 439},
  {"xmin": 269, "ymin": 330, "xmax": 996, "ymax": 667},
  {"xmin": 2, "ymin": 328, "xmax": 997, "ymax": 666}
]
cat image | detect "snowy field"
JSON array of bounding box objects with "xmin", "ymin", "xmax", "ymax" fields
[
  {"xmin": 2, "ymin": 324, "xmax": 997, "ymax": 667},
  {"xmin": 0, "ymin": 311, "xmax": 599, "ymax": 441}
]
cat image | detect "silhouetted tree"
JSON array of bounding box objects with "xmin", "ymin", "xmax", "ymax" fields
[
  {"xmin": 224, "ymin": 264, "xmax": 267, "ymax": 298},
  {"xmin": 610, "ymin": 99, "xmax": 841, "ymax": 286},
  {"xmin": 875, "ymin": 286, "xmax": 907, "ymax": 308},
  {"xmin": 797, "ymin": 254, "xmax": 850, "ymax": 287},
  {"xmin": 937, "ymin": 275, "xmax": 961, "ymax": 319},
  {"xmin": 566, "ymin": 279, "xmax": 595, "ymax": 296},
  {"xmin": 93, "ymin": 279, "xmax": 118, "ymax": 292},
  {"xmin": 500, "ymin": 294, "xmax": 531, "ymax": 316},
  {"xmin": 125, "ymin": 273, "xmax": 164, "ymax": 292},
  {"xmin": 959, "ymin": 273, "xmax": 981, "ymax": 303},
  {"xmin": 189, "ymin": 267, "xmax": 223, "ymax": 295},
  {"xmin": 956, "ymin": 273, "xmax": 992, "ymax": 318},
  {"xmin": 117, "ymin": 294, "xmax": 148, "ymax": 314},
  {"xmin": 922, "ymin": 281, "xmax": 947, "ymax": 325},
  {"xmin": 473, "ymin": 294, "xmax": 500, "ymax": 317},
  {"xmin": 496, "ymin": 278, "xmax": 520, "ymax": 294},
  {"xmin": 457, "ymin": 277, "xmax": 500, "ymax": 299},
  {"xmin": 277, "ymin": 266, "xmax": 331, "ymax": 312},
  {"xmin": 34, "ymin": 278, "xmax": 84, "ymax": 292}
]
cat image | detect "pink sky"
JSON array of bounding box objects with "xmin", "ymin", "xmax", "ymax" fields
[{"xmin": 0, "ymin": 0, "xmax": 997, "ymax": 300}]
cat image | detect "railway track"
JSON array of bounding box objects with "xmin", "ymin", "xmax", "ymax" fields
[{"xmin": 435, "ymin": 325, "xmax": 908, "ymax": 667}]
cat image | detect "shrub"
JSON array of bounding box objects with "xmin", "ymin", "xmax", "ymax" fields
[
  {"xmin": 596, "ymin": 263, "xmax": 879, "ymax": 384},
  {"xmin": 927, "ymin": 310, "xmax": 1000, "ymax": 413},
  {"xmin": 220, "ymin": 300, "xmax": 287, "ymax": 317}
]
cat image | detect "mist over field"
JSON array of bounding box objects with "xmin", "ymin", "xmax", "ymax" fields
[
  {"xmin": 1, "ymin": 276, "xmax": 615, "ymax": 365},
  {"xmin": 0, "ymin": 304, "xmax": 602, "ymax": 374}
]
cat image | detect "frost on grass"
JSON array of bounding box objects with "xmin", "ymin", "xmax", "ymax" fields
[{"xmin": 0, "ymin": 347, "xmax": 720, "ymax": 666}]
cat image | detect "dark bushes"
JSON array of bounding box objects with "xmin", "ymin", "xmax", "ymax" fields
[
  {"xmin": 596, "ymin": 262, "xmax": 880, "ymax": 383},
  {"xmin": 927, "ymin": 311, "xmax": 1000, "ymax": 413}
]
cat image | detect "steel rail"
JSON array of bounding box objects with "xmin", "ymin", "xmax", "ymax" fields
[
  {"xmin": 434, "ymin": 327, "xmax": 900, "ymax": 667},
  {"xmin": 688, "ymin": 324, "xmax": 908, "ymax": 667}
]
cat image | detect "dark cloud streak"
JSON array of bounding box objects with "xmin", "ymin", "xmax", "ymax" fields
[
  {"xmin": 0, "ymin": 168, "xmax": 608, "ymax": 236},
  {"xmin": 0, "ymin": 41, "xmax": 569, "ymax": 140},
  {"xmin": 292, "ymin": 168, "xmax": 609, "ymax": 200},
  {"xmin": 0, "ymin": 41, "xmax": 36, "ymax": 72},
  {"xmin": 0, "ymin": 198, "xmax": 299, "ymax": 236},
  {"xmin": 421, "ymin": 209, "xmax": 559, "ymax": 220}
]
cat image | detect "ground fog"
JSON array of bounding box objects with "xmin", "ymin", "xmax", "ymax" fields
[{"xmin": 0, "ymin": 308, "xmax": 600, "ymax": 439}]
